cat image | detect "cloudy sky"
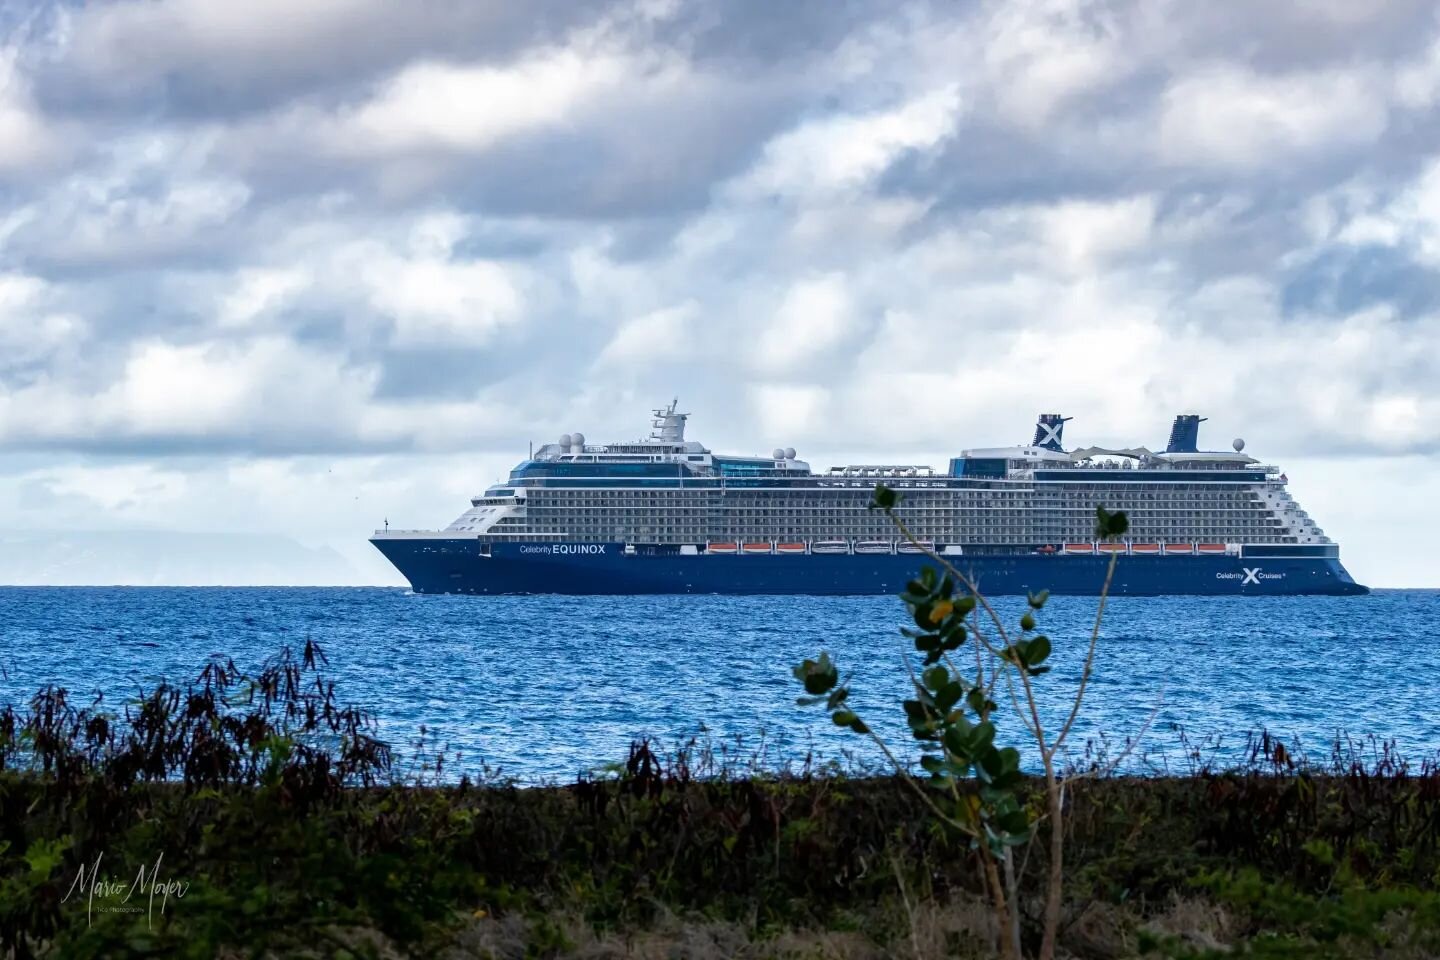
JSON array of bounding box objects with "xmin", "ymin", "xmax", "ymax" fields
[{"xmin": 0, "ymin": 0, "xmax": 1437, "ymax": 586}]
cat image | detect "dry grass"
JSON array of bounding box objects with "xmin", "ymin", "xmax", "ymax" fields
[{"xmin": 435, "ymin": 896, "xmax": 1003, "ymax": 959}]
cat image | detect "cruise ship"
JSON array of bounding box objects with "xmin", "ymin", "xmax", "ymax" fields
[{"xmin": 371, "ymin": 403, "xmax": 1366, "ymax": 596}]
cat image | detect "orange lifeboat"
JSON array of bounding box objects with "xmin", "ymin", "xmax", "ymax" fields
[
  {"xmin": 1163, "ymin": 543, "xmax": 1193, "ymax": 554},
  {"xmin": 1196, "ymin": 543, "xmax": 1227, "ymax": 555},
  {"xmin": 1063, "ymin": 543, "xmax": 1094, "ymax": 554},
  {"xmin": 742, "ymin": 542, "xmax": 773, "ymax": 554},
  {"xmin": 776, "ymin": 542, "xmax": 807, "ymax": 554},
  {"xmin": 707, "ymin": 542, "xmax": 738, "ymax": 554},
  {"xmin": 1096, "ymin": 542, "xmax": 1126, "ymax": 554},
  {"xmin": 1036, "ymin": 544, "xmax": 1057, "ymax": 554},
  {"xmin": 1130, "ymin": 543, "xmax": 1160, "ymax": 554}
]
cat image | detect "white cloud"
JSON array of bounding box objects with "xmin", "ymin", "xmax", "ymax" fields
[
  {"xmin": 334, "ymin": 52, "xmax": 629, "ymax": 157},
  {"xmin": 102, "ymin": 338, "xmax": 377, "ymax": 439},
  {"xmin": 0, "ymin": 273, "xmax": 86, "ymax": 367},
  {"xmin": 751, "ymin": 274, "xmax": 857, "ymax": 374},
  {"xmin": 218, "ymin": 268, "xmax": 310, "ymax": 328},
  {"xmin": 0, "ymin": 51, "xmax": 61, "ymax": 175},
  {"xmin": 595, "ymin": 301, "xmax": 697, "ymax": 368},
  {"xmin": 748, "ymin": 383, "xmax": 830, "ymax": 445},
  {"xmin": 1158, "ymin": 64, "xmax": 1388, "ymax": 168},
  {"xmin": 1394, "ymin": 36, "xmax": 1440, "ymax": 109},
  {"xmin": 981, "ymin": 0, "xmax": 1129, "ymax": 130},
  {"xmin": 736, "ymin": 85, "xmax": 962, "ymax": 199},
  {"xmin": 1046, "ymin": 196, "xmax": 1155, "ymax": 267},
  {"xmin": 38, "ymin": 463, "xmax": 190, "ymax": 513}
]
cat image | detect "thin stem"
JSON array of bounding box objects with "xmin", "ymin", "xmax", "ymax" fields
[
  {"xmin": 983, "ymin": 846, "xmax": 1021, "ymax": 960},
  {"xmin": 1048, "ymin": 550, "xmax": 1119, "ymax": 760},
  {"xmin": 857, "ymin": 716, "xmax": 978, "ymax": 839}
]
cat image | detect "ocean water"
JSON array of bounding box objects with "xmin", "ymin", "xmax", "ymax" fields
[{"xmin": 1, "ymin": 587, "xmax": 1437, "ymax": 782}]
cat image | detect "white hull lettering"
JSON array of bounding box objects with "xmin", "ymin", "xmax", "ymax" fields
[
  {"xmin": 519, "ymin": 544, "xmax": 608, "ymax": 556},
  {"xmin": 1216, "ymin": 567, "xmax": 1285, "ymax": 582}
]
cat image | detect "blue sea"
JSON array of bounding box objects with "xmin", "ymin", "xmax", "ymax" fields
[{"xmin": 1, "ymin": 588, "xmax": 1437, "ymax": 781}]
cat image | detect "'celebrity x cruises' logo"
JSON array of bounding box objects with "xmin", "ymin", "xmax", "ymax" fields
[
  {"xmin": 1036, "ymin": 420, "xmax": 1063, "ymax": 448},
  {"xmin": 1241, "ymin": 567, "xmax": 1262, "ymax": 585}
]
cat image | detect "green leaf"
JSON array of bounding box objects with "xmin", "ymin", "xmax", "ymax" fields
[
  {"xmin": 1095, "ymin": 505, "xmax": 1130, "ymax": 539},
  {"xmin": 1028, "ymin": 635, "xmax": 1052, "ymax": 665},
  {"xmin": 870, "ymin": 483, "xmax": 899, "ymax": 511},
  {"xmin": 922, "ymin": 665, "xmax": 949, "ymax": 692},
  {"xmin": 999, "ymin": 809, "xmax": 1031, "ymax": 835},
  {"xmin": 831, "ymin": 710, "xmax": 859, "ymax": 727},
  {"xmin": 825, "ymin": 687, "xmax": 849, "ymax": 709},
  {"xmin": 1027, "ymin": 589, "xmax": 1050, "ymax": 609},
  {"xmin": 848, "ymin": 716, "xmax": 870, "ymax": 734},
  {"xmin": 1019, "ymin": 612, "xmax": 1036, "ymax": 632},
  {"xmin": 972, "ymin": 721, "xmax": 996, "ymax": 754},
  {"xmin": 793, "ymin": 653, "xmax": 839, "ymax": 695},
  {"xmin": 979, "ymin": 748, "xmax": 1004, "ymax": 781},
  {"xmin": 943, "ymin": 726, "xmax": 971, "ymax": 759},
  {"xmin": 935, "ymin": 680, "xmax": 965, "ymax": 714}
]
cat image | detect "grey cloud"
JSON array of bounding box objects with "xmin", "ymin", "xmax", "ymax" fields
[
  {"xmin": 1282, "ymin": 246, "xmax": 1440, "ymax": 318},
  {"xmin": 28, "ymin": 0, "xmax": 623, "ymax": 120}
]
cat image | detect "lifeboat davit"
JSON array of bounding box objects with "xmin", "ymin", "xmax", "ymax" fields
[{"xmin": 707, "ymin": 542, "xmax": 738, "ymax": 554}]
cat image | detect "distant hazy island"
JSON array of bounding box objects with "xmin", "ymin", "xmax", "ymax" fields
[{"xmin": 0, "ymin": 530, "xmax": 377, "ymax": 587}]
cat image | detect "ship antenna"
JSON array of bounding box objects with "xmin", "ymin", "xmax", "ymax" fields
[{"xmin": 650, "ymin": 398, "xmax": 689, "ymax": 443}]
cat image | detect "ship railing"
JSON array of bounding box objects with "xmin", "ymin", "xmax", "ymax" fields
[{"xmin": 371, "ymin": 529, "xmax": 467, "ymax": 538}]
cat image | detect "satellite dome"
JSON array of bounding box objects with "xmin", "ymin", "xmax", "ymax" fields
[
  {"xmin": 572, "ymin": 432, "xmax": 585, "ymax": 446},
  {"xmin": 772, "ymin": 448, "xmax": 785, "ymax": 460},
  {"xmin": 1232, "ymin": 438, "xmax": 1246, "ymax": 452},
  {"xmin": 559, "ymin": 434, "xmax": 572, "ymax": 447},
  {"xmin": 784, "ymin": 447, "xmax": 797, "ymax": 460}
]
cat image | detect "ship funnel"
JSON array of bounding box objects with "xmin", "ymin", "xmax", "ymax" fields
[
  {"xmin": 1166, "ymin": 414, "xmax": 1207, "ymax": 453},
  {"xmin": 1032, "ymin": 414, "xmax": 1072, "ymax": 451}
]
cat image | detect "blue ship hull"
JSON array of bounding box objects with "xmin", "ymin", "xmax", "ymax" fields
[{"xmin": 371, "ymin": 540, "xmax": 1368, "ymax": 596}]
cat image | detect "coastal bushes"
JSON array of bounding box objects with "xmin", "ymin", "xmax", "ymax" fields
[{"xmin": 3, "ymin": 653, "xmax": 1440, "ymax": 958}]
